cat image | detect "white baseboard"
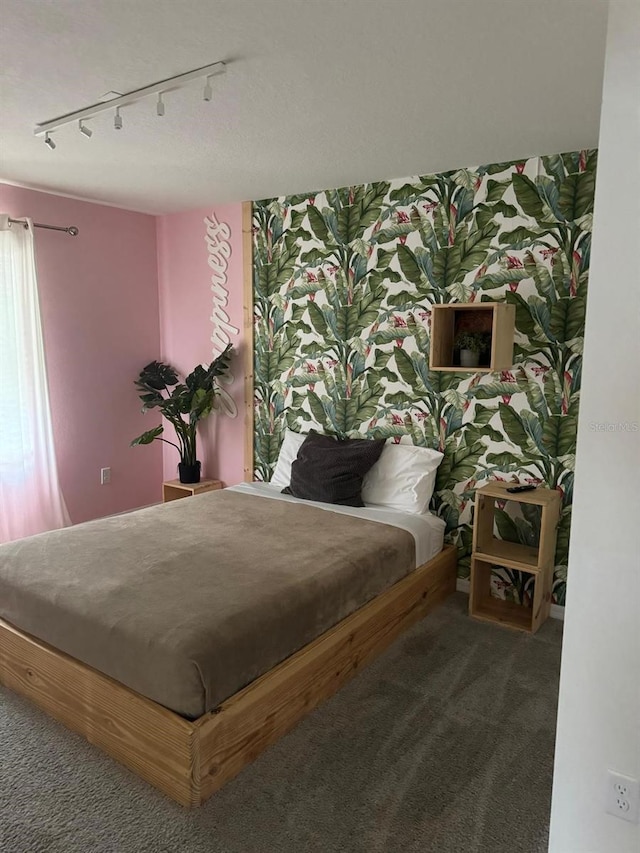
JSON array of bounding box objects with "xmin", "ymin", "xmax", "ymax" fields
[{"xmin": 455, "ymin": 578, "xmax": 564, "ymax": 622}]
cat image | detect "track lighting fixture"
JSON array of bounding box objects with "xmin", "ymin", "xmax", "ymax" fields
[
  {"xmin": 79, "ymin": 120, "xmax": 92, "ymax": 138},
  {"xmin": 44, "ymin": 132, "xmax": 56, "ymax": 150},
  {"xmin": 33, "ymin": 60, "xmax": 226, "ymax": 140}
]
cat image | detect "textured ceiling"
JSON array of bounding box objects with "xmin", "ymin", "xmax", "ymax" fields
[{"xmin": 0, "ymin": 0, "xmax": 609, "ymax": 214}]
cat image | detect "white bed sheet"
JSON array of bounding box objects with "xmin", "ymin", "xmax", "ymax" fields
[{"xmin": 228, "ymin": 481, "xmax": 445, "ymax": 567}]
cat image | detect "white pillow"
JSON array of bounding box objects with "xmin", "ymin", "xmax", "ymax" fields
[
  {"xmin": 270, "ymin": 429, "xmax": 308, "ymax": 488},
  {"xmin": 362, "ymin": 443, "xmax": 444, "ymax": 515}
]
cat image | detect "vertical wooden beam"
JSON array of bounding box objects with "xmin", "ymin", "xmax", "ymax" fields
[
  {"xmin": 472, "ymin": 493, "xmax": 495, "ymax": 555},
  {"xmin": 242, "ymin": 201, "xmax": 254, "ymax": 482},
  {"xmin": 492, "ymin": 303, "xmax": 516, "ymax": 371},
  {"xmin": 538, "ymin": 498, "xmax": 561, "ymax": 572}
]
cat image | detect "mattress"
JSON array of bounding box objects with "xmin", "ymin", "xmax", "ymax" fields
[
  {"xmin": 228, "ymin": 481, "xmax": 445, "ymax": 566},
  {"xmin": 0, "ymin": 489, "xmax": 443, "ymax": 719}
]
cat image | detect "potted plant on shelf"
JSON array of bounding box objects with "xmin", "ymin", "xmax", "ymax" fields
[
  {"xmin": 454, "ymin": 331, "xmax": 491, "ymax": 369},
  {"xmin": 131, "ymin": 344, "xmax": 232, "ymax": 484}
]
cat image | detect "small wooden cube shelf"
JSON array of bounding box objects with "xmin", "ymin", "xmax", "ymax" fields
[
  {"xmin": 469, "ymin": 482, "xmax": 561, "ymax": 633},
  {"xmin": 429, "ymin": 302, "xmax": 515, "ymax": 372},
  {"xmin": 162, "ymin": 479, "xmax": 223, "ymax": 503}
]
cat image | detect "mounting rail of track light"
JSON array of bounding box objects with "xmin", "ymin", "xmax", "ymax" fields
[{"xmin": 34, "ymin": 60, "xmax": 226, "ymax": 147}]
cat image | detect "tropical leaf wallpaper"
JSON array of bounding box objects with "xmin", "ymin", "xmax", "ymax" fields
[{"xmin": 252, "ymin": 150, "xmax": 596, "ymax": 606}]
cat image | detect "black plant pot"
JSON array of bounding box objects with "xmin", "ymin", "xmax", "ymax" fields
[{"xmin": 178, "ymin": 461, "xmax": 201, "ymax": 484}]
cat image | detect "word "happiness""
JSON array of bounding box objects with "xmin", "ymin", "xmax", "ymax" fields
[{"xmin": 204, "ymin": 214, "xmax": 239, "ymax": 418}]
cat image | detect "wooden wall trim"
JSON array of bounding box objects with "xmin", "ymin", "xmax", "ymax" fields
[{"xmin": 241, "ymin": 200, "xmax": 254, "ymax": 482}]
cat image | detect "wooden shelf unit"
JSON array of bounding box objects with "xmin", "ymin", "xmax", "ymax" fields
[
  {"xmin": 429, "ymin": 302, "xmax": 515, "ymax": 372},
  {"xmin": 162, "ymin": 479, "xmax": 223, "ymax": 503},
  {"xmin": 469, "ymin": 482, "xmax": 561, "ymax": 633}
]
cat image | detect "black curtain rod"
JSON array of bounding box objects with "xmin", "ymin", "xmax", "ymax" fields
[{"xmin": 8, "ymin": 217, "xmax": 79, "ymax": 236}]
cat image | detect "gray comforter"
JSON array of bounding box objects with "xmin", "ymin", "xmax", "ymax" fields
[{"xmin": 0, "ymin": 489, "xmax": 415, "ymax": 718}]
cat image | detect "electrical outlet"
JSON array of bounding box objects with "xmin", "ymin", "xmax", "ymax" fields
[
  {"xmin": 100, "ymin": 467, "xmax": 111, "ymax": 485},
  {"xmin": 606, "ymin": 771, "xmax": 639, "ymax": 823}
]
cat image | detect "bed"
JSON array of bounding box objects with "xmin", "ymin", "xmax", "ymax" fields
[{"xmin": 0, "ymin": 483, "xmax": 456, "ymax": 806}]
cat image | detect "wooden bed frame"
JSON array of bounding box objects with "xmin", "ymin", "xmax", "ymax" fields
[
  {"xmin": 0, "ymin": 544, "xmax": 456, "ymax": 807},
  {"xmin": 1, "ymin": 203, "xmax": 457, "ymax": 805}
]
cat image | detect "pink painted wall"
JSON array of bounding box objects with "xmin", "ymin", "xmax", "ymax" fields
[
  {"xmin": 156, "ymin": 203, "xmax": 246, "ymax": 486},
  {"xmin": 0, "ymin": 184, "xmax": 163, "ymax": 523}
]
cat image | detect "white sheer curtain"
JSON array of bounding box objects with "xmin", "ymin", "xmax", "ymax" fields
[{"xmin": 0, "ymin": 216, "xmax": 70, "ymax": 542}]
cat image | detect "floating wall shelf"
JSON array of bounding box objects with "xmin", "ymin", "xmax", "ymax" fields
[{"xmin": 429, "ymin": 302, "xmax": 515, "ymax": 372}]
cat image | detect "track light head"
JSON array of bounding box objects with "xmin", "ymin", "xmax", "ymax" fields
[
  {"xmin": 44, "ymin": 132, "xmax": 56, "ymax": 150},
  {"xmin": 79, "ymin": 120, "xmax": 92, "ymax": 138},
  {"xmin": 203, "ymin": 76, "xmax": 213, "ymax": 102},
  {"xmin": 114, "ymin": 107, "xmax": 123, "ymax": 130},
  {"xmin": 157, "ymin": 93, "xmax": 165, "ymax": 117}
]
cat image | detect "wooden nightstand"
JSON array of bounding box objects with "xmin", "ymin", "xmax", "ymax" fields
[
  {"xmin": 469, "ymin": 482, "xmax": 561, "ymax": 633},
  {"xmin": 162, "ymin": 479, "xmax": 223, "ymax": 503}
]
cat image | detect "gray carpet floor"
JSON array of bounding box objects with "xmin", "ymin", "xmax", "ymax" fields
[{"xmin": 0, "ymin": 594, "xmax": 563, "ymax": 853}]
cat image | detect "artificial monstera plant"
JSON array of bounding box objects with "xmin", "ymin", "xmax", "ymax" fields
[{"xmin": 131, "ymin": 344, "xmax": 233, "ymax": 483}]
